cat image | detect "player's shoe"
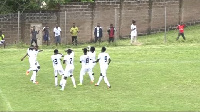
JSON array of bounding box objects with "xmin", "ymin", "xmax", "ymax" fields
[
  {"xmin": 59, "ymin": 88, "xmax": 64, "ymax": 91},
  {"xmin": 74, "ymin": 85, "xmax": 77, "ymax": 88},
  {"xmin": 90, "ymin": 80, "xmax": 94, "ymax": 84},
  {"xmin": 107, "ymin": 86, "xmax": 111, "ymax": 89},
  {"xmin": 33, "ymin": 81, "xmax": 38, "ymax": 84},
  {"xmin": 78, "ymin": 83, "xmax": 82, "ymax": 86},
  {"xmin": 95, "ymin": 83, "xmax": 99, "ymax": 86},
  {"xmin": 26, "ymin": 71, "xmax": 29, "ymax": 75}
]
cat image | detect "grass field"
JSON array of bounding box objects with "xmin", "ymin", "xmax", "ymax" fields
[{"xmin": 1, "ymin": 25, "xmax": 200, "ymax": 111}]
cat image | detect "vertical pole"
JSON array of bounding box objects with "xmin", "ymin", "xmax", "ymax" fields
[
  {"xmin": 164, "ymin": 6, "xmax": 167, "ymax": 43},
  {"xmin": 115, "ymin": 8, "xmax": 117, "ymax": 43},
  {"xmin": 65, "ymin": 11, "xmax": 67, "ymax": 44},
  {"xmin": 18, "ymin": 11, "xmax": 20, "ymax": 43}
]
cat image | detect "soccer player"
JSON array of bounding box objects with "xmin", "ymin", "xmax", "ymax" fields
[
  {"xmin": 51, "ymin": 49, "xmax": 65, "ymax": 86},
  {"xmin": 70, "ymin": 23, "xmax": 79, "ymax": 46},
  {"xmin": 95, "ymin": 47, "xmax": 111, "ymax": 89},
  {"xmin": 21, "ymin": 45, "xmax": 41, "ymax": 84},
  {"xmin": 78, "ymin": 48, "xmax": 94, "ymax": 85},
  {"xmin": 130, "ymin": 20, "xmax": 137, "ymax": 44},
  {"xmin": 176, "ymin": 22, "xmax": 186, "ymax": 40},
  {"xmin": 87, "ymin": 46, "xmax": 96, "ymax": 76},
  {"xmin": 61, "ymin": 49, "xmax": 76, "ymax": 91}
]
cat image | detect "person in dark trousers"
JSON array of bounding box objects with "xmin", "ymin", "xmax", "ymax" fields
[
  {"xmin": 31, "ymin": 26, "xmax": 39, "ymax": 46},
  {"xmin": 0, "ymin": 31, "xmax": 5, "ymax": 48},
  {"xmin": 70, "ymin": 23, "xmax": 79, "ymax": 46},
  {"xmin": 43, "ymin": 25, "xmax": 49, "ymax": 46},
  {"xmin": 94, "ymin": 23, "xmax": 103, "ymax": 45},
  {"xmin": 176, "ymin": 22, "xmax": 186, "ymax": 41},
  {"xmin": 107, "ymin": 24, "xmax": 116, "ymax": 43}
]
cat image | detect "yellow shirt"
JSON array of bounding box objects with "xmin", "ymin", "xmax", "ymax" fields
[
  {"xmin": 70, "ymin": 27, "xmax": 79, "ymax": 36},
  {"xmin": 0, "ymin": 34, "xmax": 4, "ymax": 41}
]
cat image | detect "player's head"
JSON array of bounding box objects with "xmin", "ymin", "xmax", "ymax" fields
[
  {"xmin": 180, "ymin": 22, "xmax": 183, "ymax": 25},
  {"xmin": 54, "ymin": 49, "xmax": 58, "ymax": 54},
  {"xmin": 35, "ymin": 45, "xmax": 39, "ymax": 50},
  {"xmin": 101, "ymin": 46, "xmax": 106, "ymax": 52},
  {"xmin": 110, "ymin": 24, "xmax": 113, "ymax": 27},
  {"xmin": 73, "ymin": 23, "xmax": 75, "ymax": 27},
  {"xmin": 97, "ymin": 23, "xmax": 100, "ymax": 27},
  {"xmin": 132, "ymin": 20, "xmax": 136, "ymax": 24},
  {"xmin": 82, "ymin": 48, "xmax": 87, "ymax": 54},
  {"xmin": 66, "ymin": 49, "xmax": 72, "ymax": 55},
  {"xmin": 33, "ymin": 26, "xmax": 36, "ymax": 30},
  {"xmin": 29, "ymin": 45, "xmax": 34, "ymax": 50},
  {"xmin": 90, "ymin": 46, "xmax": 95, "ymax": 53},
  {"xmin": 56, "ymin": 24, "xmax": 58, "ymax": 28}
]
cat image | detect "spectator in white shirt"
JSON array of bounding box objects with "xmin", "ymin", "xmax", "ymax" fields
[{"xmin": 53, "ymin": 24, "xmax": 62, "ymax": 46}]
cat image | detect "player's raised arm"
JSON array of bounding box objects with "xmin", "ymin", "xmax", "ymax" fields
[{"xmin": 21, "ymin": 53, "xmax": 28, "ymax": 61}]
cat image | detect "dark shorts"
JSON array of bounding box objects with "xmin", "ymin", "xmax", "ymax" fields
[
  {"xmin": 55, "ymin": 35, "xmax": 61, "ymax": 43},
  {"xmin": 43, "ymin": 34, "xmax": 49, "ymax": 41}
]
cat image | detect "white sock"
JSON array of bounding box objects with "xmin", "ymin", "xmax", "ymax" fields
[
  {"xmin": 55, "ymin": 76, "xmax": 58, "ymax": 86},
  {"xmin": 71, "ymin": 76, "xmax": 76, "ymax": 86},
  {"xmin": 80, "ymin": 74, "xmax": 83, "ymax": 84},
  {"xmin": 32, "ymin": 71, "xmax": 37, "ymax": 83},
  {"xmin": 89, "ymin": 73, "xmax": 94, "ymax": 81},
  {"xmin": 104, "ymin": 76, "xmax": 110, "ymax": 87},
  {"xmin": 97, "ymin": 76, "xmax": 103, "ymax": 85},
  {"xmin": 61, "ymin": 79, "xmax": 67, "ymax": 90},
  {"xmin": 60, "ymin": 75, "xmax": 64, "ymax": 86}
]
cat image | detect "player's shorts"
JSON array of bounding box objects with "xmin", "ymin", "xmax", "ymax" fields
[
  {"xmin": 30, "ymin": 61, "xmax": 38, "ymax": 71},
  {"xmin": 54, "ymin": 69, "xmax": 65, "ymax": 76},
  {"xmin": 0, "ymin": 40, "xmax": 5, "ymax": 44},
  {"xmin": 80, "ymin": 66, "xmax": 92, "ymax": 76},
  {"xmin": 55, "ymin": 35, "xmax": 61, "ymax": 43},
  {"xmin": 64, "ymin": 66, "xmax": 74, "ymax": 77},
  {"xmin": 43, "ymin": 34, "xmax": 49, "ymax": 41},
  {"xmin": 100, "ymin": 64, "xmax": 108, "ymax": 76}
]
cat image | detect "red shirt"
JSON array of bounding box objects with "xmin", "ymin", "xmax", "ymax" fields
[
  {"xmin": 177, "ymin": 24, "xmax": 185, "ymax": 33},
  {"xmin": 109, "ymin": 27, "xmax": 115, "ymax": 38}
]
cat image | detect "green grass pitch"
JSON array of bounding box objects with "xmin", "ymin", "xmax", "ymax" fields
[{"xmin": 1, "ymin": 25, "xmax": 200, "ymax": 111}]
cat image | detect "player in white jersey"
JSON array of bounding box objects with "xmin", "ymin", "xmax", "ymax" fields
[
  {"xmin": 60, "ymin": 49, "xmax": 76, "ymax": 91},
  {"xmin": 78, "ymin": 48, "xmax": 94, "ymax": 85},
  {"xmin": 95, "ymin": 47, "xmax": 111, "ymax": 88},
  {"xmin": 131, "ymin": 20, "xmax": 137, "ymax": 44},
  {"xmin": 21, "ymin": 45, "xmax": 42, "ymax": 84},
  {"xmin": 87, "ymin": 46, "xmax": 96, "ymax": 76},
  {"xmin": 51, "ymin": 49, "xmax": 65, "ymax": 86}
]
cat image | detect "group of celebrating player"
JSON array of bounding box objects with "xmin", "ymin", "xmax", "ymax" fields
[{"xmin": 21, "ymin": 45, "xmax": 112, "ymax": 91}]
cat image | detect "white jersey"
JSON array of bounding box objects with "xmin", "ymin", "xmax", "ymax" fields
[
  {"xmin": 53, "ymin": 27, "xmax": 61, "ymax": 36},
  {"xmin": 80, "ymin": 54, "xmax": 90, "ymax": 68},
  {"xmin": 64, "ymin": 51, "xmax": 74, "ymax": 68},
  {"xmin": 97, "ymin": 52, "xmax": 110, "ymax": 66},
  {"xmin": 88, "ymin": 51, "xmax": 96, "ymax": 63},
  {"xmin": 51, "ymin": 54, "xmax": 63, "ymax": 70},
  {"xmin": 131, "ymin": 24, "xmax": 137, "ymax": 36},
  {"xmin": 27, "ymin": 48, "xmax": 38, "ymax": 62}
]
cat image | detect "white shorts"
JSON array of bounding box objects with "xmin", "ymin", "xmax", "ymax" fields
[
  {"xmin": 0, "ymin": 40, "xmax": 5, "ymax": 44},
  {"xmin": 89, "ymin": 63, "xmax": 96, "ymax": 70},
  {"xmin": 64, "ymin": 66, "xmax": 74, "ymax": 77},
  {"xmin": 80, "ymin": 66, "xmax": 92, "ymax": 76},
  {"xmin": 100, "ymin": 64, "xmax": 108, "ymax": 76},
  {"xmin": 54, "ymin": 68, "xmax": 65, "ymax": 76},
  {"xmin": 30, "ymin": 60, "xmax": 37, "ymax": 71}
]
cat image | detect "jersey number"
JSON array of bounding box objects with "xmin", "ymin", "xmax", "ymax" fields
[
  {"xmin": 86, "ymin": 58, "xmax": 89, "ymax": 63},
  {"xmin": 53, "ymin": 59, "xmax": 58, "ymax": 64},
  {"xmin": 70, "ymin": 58, "xmax": 72, "ymax": 64},
  {"xmin": 105, "ymin": 56, "xmax": 107, "ymax": 62}
]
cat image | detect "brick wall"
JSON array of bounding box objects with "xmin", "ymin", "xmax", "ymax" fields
[{"xmin": 1, "ymin": 0, "xmax": 200, "ymax": 45}]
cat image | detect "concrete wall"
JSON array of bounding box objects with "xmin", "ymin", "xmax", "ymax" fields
[{"xmin": 1, "ymin": 0, "xmax": 200, "ymax": 45}]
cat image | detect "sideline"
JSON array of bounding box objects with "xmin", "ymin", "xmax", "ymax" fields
[{"xmin": 0, "ymin": 88, "xmax": 13, "ymax": 111}]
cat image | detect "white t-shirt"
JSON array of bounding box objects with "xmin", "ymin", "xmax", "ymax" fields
[
  {"xmin": 131, "ymin": 24, "xmax": 137, "ymax": 36},
  {"xmin": 51, "ymin": 54, "xmax": 63, "ymax": 70},
  {"xmin": 88, "ymin": 51, "xmax": 96, "ymax": 63},
  {"xmin": 53, "ymin": 27, "xmax": 61, "ymax": 36},
  {"xmin": 64, "ymin": 52, "xmax": 74, "ymax": 68},
  {"xmin": 27, "ymin": 48, "xmax": 38, "ymax": 62},
  {"xmin": 97, "ymin": 52, "xmax": 110, "ymax": 65},
  {"xmin": 80, "ymin": 55, "xmax": 90, "ymax": 68}
]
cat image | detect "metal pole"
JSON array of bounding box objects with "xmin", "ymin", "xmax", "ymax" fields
[
  {"xmin": 65, "ymin": 11, "xmax": 67, "ymax": 44},
  {"xmin": 164, "ymin": 6, "xmax": 167, "ymax": 43},
  {"xmin": 115, "ymin": 8, "xmax": 117, "ymax": 43},
  {"xmin": 18, "ymin": 11, "xmax": 20, "ymax": 43}
]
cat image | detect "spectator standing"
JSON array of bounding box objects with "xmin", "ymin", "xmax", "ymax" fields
[
  {"xmin": 70, "ymin": 23, "xmax": 79, "ymax": 46},
  {"xmin": 176, "ymin": 22, "xmax": 186, "ymax": 41},
  {"xmin": 94, "ymin": 23, "xmax": 103, "ymax": 45},
  {"xmin": 107, "ymin": 24, "xmax": 116, "ymax": 43},
  {"xmin": 53, "ymin": 24, "xmax": 62, "ymax": 46},
  {"xmin": 43, "ymin": 25, "xmax": 49, "ymax": 45},
  {"xmin": 31, "ymin": 26, "xmax": 39, "ymax": 46},
  {"xmin": 0, "ymin": 31, "xmax": 5, "ymax": 48},
  {"xmin": 130, "ymin": 20, "xmax": 137, "ymax": 44}
]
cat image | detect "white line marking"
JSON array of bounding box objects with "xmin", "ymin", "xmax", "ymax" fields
[{"xmin": 0, "ymin": 88, "xmax": 13, "ymax": 111}]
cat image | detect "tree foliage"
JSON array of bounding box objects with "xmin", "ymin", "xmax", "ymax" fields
[{"xmin": 0, "ymin": 0, "xmax": 94, "ymax": 14}]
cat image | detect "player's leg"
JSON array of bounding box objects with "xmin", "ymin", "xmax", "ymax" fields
[
  {"xmin": 60, "ymin": 72, "xmax": 68, "ymax": 91},
  {"xmin": 182, "ymin": 33, "xmax": 186, "ymax": 40},
  {"xmin": 30, "ymin": 39, "xmax": 34, "ymax": 45},
  {"xmin": 75, "ymin": 36, "xmax": 77, "ymax": 46},
  {"xmin": 94, "ymin": 37, "xmax": 97, "ymax": 43},
  {"xmin": 58, "ymin": 69, "xmax": 65, "ymax": 86},
  {"xmin": 88, "ymin": 68, "xmax": 94, "ymax": 83},
  {"xmin": 102, "ymin": 66, "xmax": 111, "ymax": 88},
  {"xmin": 58, "ymin": 35, "xmax": 61, "ymax": 45},
  {"xmin": 134, "ymin": 36, "xmax": 137, "ymax": 43},
  {"xmin": 176, "ymin": 33, "xmax": 181, "ymax": 40},
  {"xmin": 78, "ymin": 68, "xmax": 85, "ymax": 85},
  {"xmin": 95, "ymin": 73, "xmax": 103, "ymax": 86},
  {"xmin": 131, "ymin": 35, "xmax": 133, "ymax": 44},
  {"xmin": 70, "ymin": 68, "xmax": 76, "ymax": 88},
  {"xmin": 54, "ymin": 70, "xmax": 58, "ymax": 86}
]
